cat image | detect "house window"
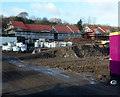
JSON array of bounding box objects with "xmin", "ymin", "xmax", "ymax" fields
[
  {"xmin": 95, "ymin": 30, "xmax": 101, "ymax": 34},
  {"xmin": 27, "ymin": 33, "xmax": 31, "ymax": 35},
  {"xmin": 59, "ymin": 34, "xmax": 62, "ymax": 36}
]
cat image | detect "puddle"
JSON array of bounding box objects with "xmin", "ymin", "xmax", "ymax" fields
[
  {"xmin": 89, "ymin": 81, "xmax": 97, "ymax": 84},
  {"xmin": 47, "ymin": 68, "xmax": 64, "ymax": 73},
  {"xmin": 30, "ymin": 66, "xmax": 70, "ymax": 78},
  {"xmin": 80, "ymin": 73, "xmax": 97, "ymax": 84},
  {"xmin": 9, "ymin": 59, "xmax": 28, "ymax": 68},
  {"xmin": 8, "ymin": 59, "xmax": 70, "ymax": 79},
  {"xmin": 32, "ymin": 66, "xmax": 70, "ymax": 78},
  {"xmin": 7, "ymin": 59, "xmax": 98, "ymax": 84},
  {"xmin": 80, "ymin": 73, "xmax": 92, "ymax": 77}
]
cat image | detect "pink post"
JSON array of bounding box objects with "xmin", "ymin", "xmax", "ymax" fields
[{"xmin": 110, "ymin": 32, "xmax": 120, "ymax": 76}]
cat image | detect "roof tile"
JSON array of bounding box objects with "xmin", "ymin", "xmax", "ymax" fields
[
  {"xmin": 98, "ymin": 27, "xmax": 110, "ymax": 33},
  {"xmin": 88, "ymin": 25, "xmax": 97, "ymax": 32},
  {"xmin": 25, "ymin": 24, "xmax": 53, "ymax": 32},
  {"xmin": 67, "ymin": 25, "xmax": 80, "ymax": 33},
  {"xmin": 53, "ymin": 25, "xmax": 72, "ymax": 33},
  {"xmin": 11, "ymin": 21, "xmax": 27, "ymax": 30}
]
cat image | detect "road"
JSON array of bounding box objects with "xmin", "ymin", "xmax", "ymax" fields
[{"xmin": 2, "ymin": 52, "xmax": 120, "ymax": 96}]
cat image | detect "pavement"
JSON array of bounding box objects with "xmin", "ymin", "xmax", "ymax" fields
[{"xmin": 2, "ymin": 52, "xmax": 120, "ymax": 96}]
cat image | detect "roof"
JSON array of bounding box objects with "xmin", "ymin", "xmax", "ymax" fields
[
  {"xmin": 11, "ymin": 21, "xmax": 27, "ymax": 30},
  {"xmin": 67, "ymin": 25, "xmax": 80, "ymax": 33},
  {"xmin": 97, "ymin": 28, "xmax": 105, "ymax": 33},
  {"xmin": 25, "ymin": 24, "xmax": 53, "ymax": 32},
  {"xmin": 98, "ymin": 27, "xmax": 110, "ymax": 33},
  {"xmin": 88, "ymin": 25, "xmax": 97, "ymax": 32},
  {"xmin": 53, "ymin": 25, "xmax": 72, "ymax": 33},
  {"xmin": 9, "ymin": 21, "xmax": 81, "ymax": 33}
]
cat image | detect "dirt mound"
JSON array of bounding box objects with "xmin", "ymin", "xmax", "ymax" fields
[
  {"xmin": 47, "ymin": 44, "xmax": 109, "ymax": 59},
  {"xmin": 76, "ymin": 44, "xmax": 109, "ymax": 57},
  {"xmin": 47, "ymin": 46, "xmax": 78, "ymax": 58},
  {"xmin": 18, "ymin": 43, "xmax": 109, "ymax": 61}
]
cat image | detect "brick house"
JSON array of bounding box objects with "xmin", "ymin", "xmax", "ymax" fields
[
  {"xmin": 52, "ymin": 25, "xmax": 81, "ymax": 39},
  {"xmin": 83, "ymin": 25, "xmax": 110, "ymax": 40}
]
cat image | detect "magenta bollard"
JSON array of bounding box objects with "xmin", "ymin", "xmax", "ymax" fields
[{"xmin": 109, "ymin": 32, "xmax": 120, "ymax": 85}]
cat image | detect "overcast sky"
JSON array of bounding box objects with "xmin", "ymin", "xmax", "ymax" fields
[{"xmin": 1, "ymin": 0, "xmax": 119, "ymax": 26}]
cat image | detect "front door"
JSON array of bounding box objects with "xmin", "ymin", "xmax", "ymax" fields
[{"xmin": 54, "ymin": 33, "xmax": 58, "ymax": 40}]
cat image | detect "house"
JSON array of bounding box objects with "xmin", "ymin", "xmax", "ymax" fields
[
  {"xmin": 83, "ymin": 25, "xmax": 110, "ymax": 40},
  {"xmin": 52, "ymin": 25, "xmax": 81, "ymax": 39},
  {"xmin": 83, "ymin": 25, "xmax": 97, "ymax": 40},
  {"xmin": 5, "ymin": 21, "xmax": 81, "ymax": 42},
  {"xmin": 25, "ymin": 24, "xmax": 54, "ymax": 39},
  {"xmin": 96, "ymin": 27, "xmax": 110, "ymax": 40},
  {"xmin": 67, "ymin": 25, "xmax": 81, "ymax": 38},
  {"xmin": 97, "ymin": 27, "xmax": 110, "ymax": 33},
  {"xmin": 5, "ymin": 21, "xmax": 54, "ymax": 42}
]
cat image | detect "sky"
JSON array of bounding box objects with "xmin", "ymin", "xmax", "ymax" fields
[{"xmin": 1, "ymin": 0, "xmax": 119, "ymax": 26}]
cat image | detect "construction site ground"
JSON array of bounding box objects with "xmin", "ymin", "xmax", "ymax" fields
[
  {"xmin": 3, "ymin": 40, "xmax": 110, "ymax": 82},
  {"xmin": 2, "ymin": 39, "xmax": 120, "ymax": 96}
]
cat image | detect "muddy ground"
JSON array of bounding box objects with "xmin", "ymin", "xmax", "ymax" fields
[
  {"xmin": 3, "ymin": 52, "xmax": 120, "ymax": 96},
  {"xmin": 2, "ymin": 40, "xmax": 110, "ymax": 83}
]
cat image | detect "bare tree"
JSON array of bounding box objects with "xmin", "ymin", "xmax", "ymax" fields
[
  {"xmin": 87, "ymin": 16, "xmax": 91, "ymax": 24},
  {"xmin": 93, "ymin": 17, "xmax": 97, "ymax": 25},
  {"xmin": 86, "ymin": 16, "xmax": 97, "ymax": 25}
]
